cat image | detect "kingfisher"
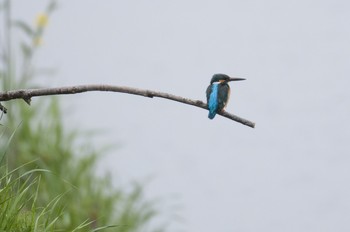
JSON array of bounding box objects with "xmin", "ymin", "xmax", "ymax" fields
[{"xmin": 206, "ymin": 73, "xmax": 245, "ymax": 119}]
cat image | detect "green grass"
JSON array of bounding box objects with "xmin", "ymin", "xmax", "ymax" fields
[
  {"xmin": 0, "ymin": 0, "xmax": 164, "ymax": 231},
  {"xmin": 0, "ymin": 163, "xmax": 56, "ymax": 231}
]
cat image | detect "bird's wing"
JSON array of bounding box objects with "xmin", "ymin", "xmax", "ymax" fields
[
  {"xmin": 217, "ymin": 84, "xmax": 230, "ymax": 111},
  {"xmin": 206, "ymin": 85, "xmax": 212, "ymax": 104}
]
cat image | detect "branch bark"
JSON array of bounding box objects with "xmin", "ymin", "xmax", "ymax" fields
[{"xmin": 0, "ymin": 85, "xmax": 255, "ymax": 128}]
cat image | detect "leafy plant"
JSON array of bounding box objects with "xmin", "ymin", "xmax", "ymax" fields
[{"xmin": 0, "ymin": 0, "xmax": 162, "ymax": 231}]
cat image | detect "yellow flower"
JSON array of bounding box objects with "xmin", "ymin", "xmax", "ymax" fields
[
  {"xmin": 35, "ymin": 13, "xmax": 48, "ymax": 28},
  {"xmin": 33, "ymin": 37, "xmax": 43, "ymax": 47}
]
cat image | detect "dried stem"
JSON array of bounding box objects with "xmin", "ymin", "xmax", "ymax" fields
[{"xmin": 0, "ymin": 85, "xmax": 255, "ymax": 128}]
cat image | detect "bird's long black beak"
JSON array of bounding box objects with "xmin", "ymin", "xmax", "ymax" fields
[{"xmin": 228, "ymin": 77, "xmax": 246, "ymax": 82}]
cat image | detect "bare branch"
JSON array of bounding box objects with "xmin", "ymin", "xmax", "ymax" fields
[{"xmin": 0, "ymin": 85, "xmax": 255, "ymax": 128}]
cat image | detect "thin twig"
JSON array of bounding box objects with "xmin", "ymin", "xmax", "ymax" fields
[
  {"xmin": 0, "ymin": 103, "xmax": 7, "ymax": 114},
  {"xmin": 0, "ymin": 85, "xmax": 255, "ymax": 128}
]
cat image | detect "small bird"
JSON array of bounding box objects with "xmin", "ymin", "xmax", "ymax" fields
[{"xmin": 206, "ymin": 73, "xmax": 245, "ymax": 119}]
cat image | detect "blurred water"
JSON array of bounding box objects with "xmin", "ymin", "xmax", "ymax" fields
[{"xmin": 11, "ymin": 0, "xmax": 350, "ymax": 231}]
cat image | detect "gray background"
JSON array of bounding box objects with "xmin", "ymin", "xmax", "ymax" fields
[{"xmin": 13, "ymin": 0, "xmax": 350, "ymax": 231}]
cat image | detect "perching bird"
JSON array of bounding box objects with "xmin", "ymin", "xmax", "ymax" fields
[{"xmin": 206, "ymin": 73, "xmax": 245, "ymax": 119}]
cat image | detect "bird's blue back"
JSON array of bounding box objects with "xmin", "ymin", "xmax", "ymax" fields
[{"xmin": 208, "ymin": 83, "xmax": 219, "ymax": 119}]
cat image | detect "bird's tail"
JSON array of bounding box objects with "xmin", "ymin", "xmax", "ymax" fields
[{"xmin": 208, "ymin": 111, "xmax": 216, "ymax": 119}]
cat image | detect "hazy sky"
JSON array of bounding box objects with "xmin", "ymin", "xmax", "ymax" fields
[{"xmin": 11, "ymin": 0, "xmax": 350, "ymax": 231}]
